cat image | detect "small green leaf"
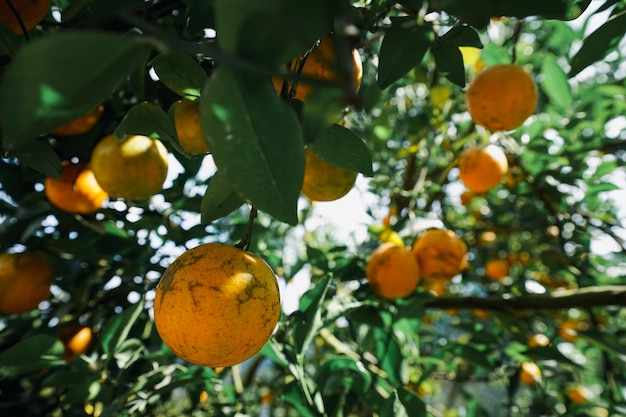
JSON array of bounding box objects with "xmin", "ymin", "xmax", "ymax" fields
[
  {"xmin": 200, "ymin": 171, "xmax": 245, "ymax": 223},
  {"xmin": 378, "ymin": 20, "xmax": 431, "ymax": 89},
  {"xmin": 114, "ymin": 102, "xmax": 178, "ymax": 147},
  {"xmin": 309, "ymin": 124, "xmax": 373, "ymax": 176},
  {"xmin": 569, "ymin": 10, "xmax": 626, "ymax": 77},
  {"xmin": 0, "ymin": 31, "xmax": 151, "ymax": 149},
  {"xmin": 13, "ymin": 141, "xmax": 62, "ymax": 177},
  {"xmin": 433, "ymin": 41, "xmax": 465, "ymax": 87},
  {"xmin": 200, "ymin": 66, "xmax": 304, "ymax": 225},
  {"xmin": 541, "ymin": 55, "xmax": 573, "ymax": 109},
  {"xmin": 101, "ymin": 299, "xmax": 144, "ymax": 357},
  {"xmin": 150, "ymin": 52, "xmax": 209, "ymax": 99}
]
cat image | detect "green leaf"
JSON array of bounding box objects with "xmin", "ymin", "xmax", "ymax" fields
[
  {"xmin": 378, "ymin": 20, "xmax": 431, "ymax": 89},
  {"xmin": 308, "ymin": 124, "xmax": 373, "ymax": 176},
  {"xmin": 150, "ymin": 52, "xmax": 209, "ymax": 99},
  {"xmin": 0, "ymin": 335, "xmax": 65, "ymax": 375},
  {"xmin": 433, "ymin": 41, "xmax": 466, "ymax": 87},
  {"xmin": 317, "ymin": 356, "xmax": 373, "ymax": 395},
  {"xmin": 301, "ymin": 88, "xmax": 346, "ymax": 143},
  {"xmin": 13, "ymin": 140, "xmax": 62, "ymax": 177},
  {"xmin": 100, "ymin": 299, "xmax": 145, "ymax": 357},
  {"xmin": 569, "ymin": 10, "xmax": 626, "ymax": 77},
  {"xmin": 200, "ymin": 171, "xmax": 245, "ymax": 223},
  {"xmin": 282, "ymin": 380, "xmax": 322, "ymax": 417},
  {"xmin": 0, "ymin": 31, "xmax": 151, "ymax": 149},
  {"xmin": 114, "ymin": 102, "xmax": 178, "ymax": 146},
  {"xmin": 200, "ymin": 66, "xmax": 304, "ymax": 224},
  {"xmin": 292, "ymin": 275, "xmax": 332, "ymax": 356},
  {"xmin": 379, "ymin": 335, "xmax": 404, "ymax": 386},
  {"xmin": 440, "ymin": 25, "xmax": 483, "ymax": 48},
  {"xmin": 398, "ymin": 387, "xmax": 427, "ymax": 417},
  {"xmin": 541, "ymin": 55, "xmax": 573, "ymax": 109},
  {"xmin": 580, "ymin": 330, "xmax": 626, "ymax": 362}
]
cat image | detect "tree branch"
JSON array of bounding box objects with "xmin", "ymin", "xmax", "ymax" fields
[{"xmin": 424, "ymin": 285, "xmax": 626, "ymax": 311}]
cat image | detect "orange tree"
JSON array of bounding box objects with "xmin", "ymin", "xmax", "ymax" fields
[{"xmin": 1, "ymin": 0, "xmax": 626, "ymax": 416}]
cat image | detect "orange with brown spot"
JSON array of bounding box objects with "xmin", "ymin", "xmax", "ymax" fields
[
  {"xmin": 366, "ymin": 242, "xmax": 420, "ymax": 300},
  {"xmin": 412, "ymin": 229, "xmax": 468, "ymax": 283},
  {"xmin": 153, "ymin": 243, "xmax": 280, "ymax": 368}
]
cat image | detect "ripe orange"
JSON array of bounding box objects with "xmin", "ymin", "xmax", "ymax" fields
[
  {"xmin": 412, "ymin": 229, "xmax": 468, "ymax": 283},
  {"xmin": 484, "ymin": 258, "xmax": 509, "ymax": 280},
  {"xmin": 566, "ymin": 386, "xmax": 593, "ymax": 404},
  {"xmin": 527, "ymin": 333, "xmax": 550, "ymax": 348},
  {"xmin": 301, "ymin": 148, "xmax": 357, "ymax": 202},
  {"xmin": 173, "ymin": 99, "xmax": 209, "ymax": 155},
  {"xmin": 458, "ymin": 144, "xmax": 508, "ymax": 194},
  {"xmin": 0, "ymin": 0, "xmax": 49, "ymax": 35},
  {"xmin": 273, "ymin": 36, "xmax": 363, "ymax": 102},
  {"xmin": 460, "ymin": 190, "xmax": 474, "ymax": 206},
  {"xmin": 44, "ymin": 161, "xmax": 108, "ymax": 214},
  {"xmin": 519, "ymin": 361, "xmax": 542, "ymax": 385},
  {"xmin": 465, "ymin": 64, "xmax": 538, "ymax": 131},
  {"xmin": 58, "ymin": 325, "xmax": 93, "ymax": 361},
  {"xmin": 0, "ymin": 252, "xmax": 53, "ymax": 314},
  {"xmin": 366, "ymin": 242, "xmax": 420, "ymax": 300},
  {"xmin": 90, "ymin": 134, "xmax": 169, "ymax": 201},
  {"xmin": 153, "ymin": 242, "xmax": 281, "ymax": 368},
  {"xmin": 558, "ymin": 320, "xmax": 579, "ymax": 342},
  {"xmin": 50, "ymin": 105, "xmax": 104, "ymax": 136}
]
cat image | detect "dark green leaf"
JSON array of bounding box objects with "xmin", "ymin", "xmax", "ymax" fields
[
  {"xmin": 378, "ymin": 21, "xmax": 431, "ymax": 89},
  {"xmin": 301, "ymin": 88, "xmax": 346, "ymax": 143},
  {"xmin": 150, "ymin": 52, "xmax": 209, "ymax": 99},
  {"xmin": 379, "ymin": 334, "xmax": 404, "ymax": 386},
  {"xmin": 580, "ymin": 330, "xmax": 626, "ymax": 362},
  {"xmin": 569, "ymin": 10, "xmax": 626, "ymax": 77},
  {"xmin": 281, "ymin": 380, "xmax": 322, "ymax": 417},
  {"xmin": 317, "ymin": 356, "xmax": 372, "ymax": 395},
  {"xmin": 440, "ymin": 25, "xmax": 483, "ymax": 48},
  {"xmin": 433, "ymin": 41, "xmax": 466, "ymax": 87},
  {"xmin": 0, "ymin": 335, "xmax": 65, "ymax": 376},
  {"xmin": 115, "ymin": 102, "xmax": 178, "ymax": 145},
  {"xmin": 541, "ymin": 55, "xmax": 573, "ymax": 109},
  {"xmin": 308, "ymin": 124, "xmax": 373, "ymax": 176},
  {"xmin": 0, "ymin": 32, "xmax": 151, "ymax": 149},
  {"xmin": 200, "ymin": 171, "xmax": 245, "ymax": 223},
  {"xmin": 101, "ymin": 300, "xmax": 144, "ymax": 357},
  {"xmin": 200, "ymin": 66, "xmax": 304, "ymax": 224},
  {"xmin": 13, "ymin": 141, "xmax": 62, "ymax": 177},
  {"xmin": 398, "ymin": 387, "xmax": 427, "ymax": 417},
  {"xmin": 292, "ymin": 275, "xmax": 332, "ymax": 356}
]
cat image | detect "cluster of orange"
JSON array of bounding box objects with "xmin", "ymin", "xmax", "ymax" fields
[{"xmin": 366, "ymin": 228, "xmax": 468, "ymax": 300}]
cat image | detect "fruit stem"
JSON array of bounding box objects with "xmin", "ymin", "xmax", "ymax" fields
[
  {"xmin": 235, "ymin": 206, "xmax": 258, "ymax": 251},
  {"xmin": 2, "ymin": 0, "xmax": 30, "ymax": 41}
]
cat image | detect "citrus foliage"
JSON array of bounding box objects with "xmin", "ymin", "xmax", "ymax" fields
[{"xmin": 1, "ymin": 0, "xmax": 626, "ymax": 416}]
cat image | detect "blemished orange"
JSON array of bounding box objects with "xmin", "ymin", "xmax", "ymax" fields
[
  {"xmin": 519, "ymin": 362, "xmax": 542, "ymax": 385},
  {"xmin": 458, "ymin": 144, "xmax": 508, "ymax": 194},
  {"xmin": 301, "ymin": 148, "xmax": 357, "ymax": 202},
  {"xmin": 485, "ymin": 258, "xmax": 509, "ymax": 280},
  {"xmin": 50, "ymin": 105, "xmax": 104, "ymax": 136},
  {"xmin": 90, "ymin": 134, "xmax": 169, "ymax": 201},
  {"xmin": 58, "ymin": 325, "xmax": 93, "ymax": 361},
  {"xmin": 0, "ymin": 0, "xmax": 49, "ymax": 34},
  {"xmin": 173, "ymin": 99, "xmax": 209, "ymax": 155},
  {"xmin": 153, "ymin": 242, "xmax": 281, "ymax": 368},
  {"xmin": 45, "ymin": 162, "xmax": 108, "ymax": 214},
  {"xmin": 0, "ymin": 252, "xmax": 53, "ymax": 314},
  {"xmin": 273, "ymin": 36, "xmax": 363, "ymax": 102},
  {"xmin": 465, "ymin": 64, "xmax": 538, "ymax": 131},
  {"xmin": 366, "ymin": 242, "xmax": 421, "ymax": 300},
  {"xmin": 412, "ymin": 229, "xmax": 468, "ymax": 283}
]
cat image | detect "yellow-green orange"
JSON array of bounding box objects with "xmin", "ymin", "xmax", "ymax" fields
[
  {"xmin": 412, "ymin": 229, "xmax": 468, "ymax": 283},
  {"xmin": 90, "ymin": 134, "xmax": 169, "ymax": 201},
  {"xmin": 465, "ymin": 64, "xmax": 538, "ymax": 131},
  {"xmin": 45, "ymin": 162, "xmax": 108, "ymax": 214},
  {"xmin": 173, "ymin": 99, "xmax": 209, "ymax": 155},
  {"xmin": 0, "ymin": 0, "xmax": 49, "ymax": 34},
  {"xmin": 273, "ymin": 36, "xmax": 363, "ymax": 102},
  {"xmin": 0, "ymin": 252, "xmax": 53, "ymax": 314},
  {"xmin": 153, "ymin": 243, "xmax": 280, "ymax": 368},
  {"xmin": 366, "ymin": 242, "xmax": 420, "ymax": 300},
  {"xmin": 301, "ymin": 148, "xmax": 357, "ymax": 202},
  {"xmin": 458, "ymin": 144, "xmax": 508, "ymax": 194}
]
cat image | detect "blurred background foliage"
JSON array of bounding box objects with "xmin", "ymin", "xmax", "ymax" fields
[{"xmin": 1, "ymin": 0, "xmax": 626, "ymax": 416}]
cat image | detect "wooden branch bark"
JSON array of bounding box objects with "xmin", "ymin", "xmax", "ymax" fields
[{"xmin": 424, "ymin": 285, "xmax": 626, "ymax": 311}]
